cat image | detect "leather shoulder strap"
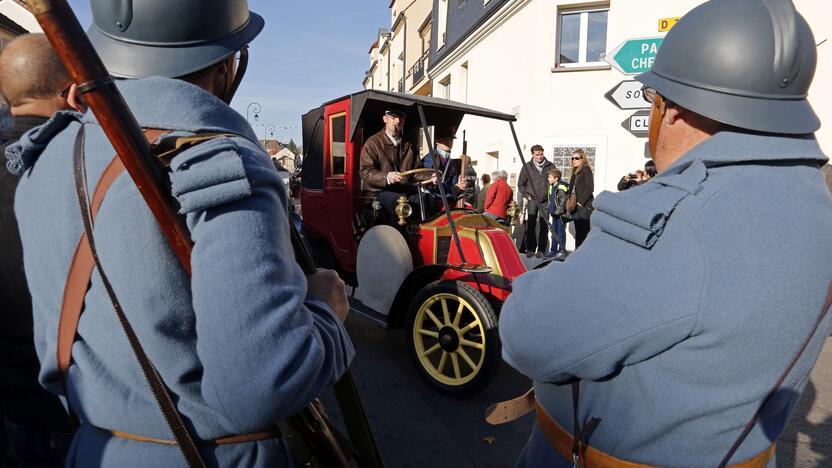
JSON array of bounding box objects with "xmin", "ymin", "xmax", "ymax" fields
[
  {"xmin": 57, "ymin": 155, "xmax": 127, "ymax": 379},
  {"xmin": 58, "ymin": 129, "xmax": 241, "ymax": 380},
  {"xmin": 58, "ymin": 128, "xmax": 170, "ymax": 381},
  {"xmin": 70, "ymin": 125, "xmax": 207, "ymax": 467}
]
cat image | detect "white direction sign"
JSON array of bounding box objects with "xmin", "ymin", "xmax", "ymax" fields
[
  {"xmin": 604, "ymin": 80, "xmax": 651, "ymax": 110},
  {"xmin": 621, "ymin": 110, "xmax": 651, "ymax": 138}
]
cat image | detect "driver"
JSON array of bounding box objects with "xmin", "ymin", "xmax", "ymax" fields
[{"xmin": 359, "ymin": 109, "xmax": 429, "ymax": 223}]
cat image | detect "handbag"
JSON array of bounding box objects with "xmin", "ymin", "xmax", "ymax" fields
[{"xmin": 565, "ymin": 192, "xmax": 577, "ymax": 214}]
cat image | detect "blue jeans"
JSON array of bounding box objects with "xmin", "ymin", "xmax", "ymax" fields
[{"xmin": 548, "ymin": 215, "xmax": 567, "ymax": 254}]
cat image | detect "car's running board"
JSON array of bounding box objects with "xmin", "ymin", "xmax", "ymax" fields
[{"xmin": 348, "ymin": 297, "xmax": 390, "ymax": 329}]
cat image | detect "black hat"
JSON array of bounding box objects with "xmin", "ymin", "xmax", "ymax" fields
[
  {"xmin": 434, "ymin": 126, "xmax": 457, "ymax": 140},
  {"xmin": 383, "ymin": 109, "xmax": 406, "ymax": 118}
]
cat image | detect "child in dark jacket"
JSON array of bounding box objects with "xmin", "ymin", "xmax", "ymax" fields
[{"xmin": 545, "ymin": 169, "xmax": 569, "ymax": 259}]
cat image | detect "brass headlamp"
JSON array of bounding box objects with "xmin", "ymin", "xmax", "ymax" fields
[{"xmin": 395, "ymin": 195, "xmax": 413, "ymax": 225}]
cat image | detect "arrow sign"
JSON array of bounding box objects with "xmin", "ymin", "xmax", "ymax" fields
[
  {"xmin": 621, "ymin": 110, "xmax": 651, "ymax": 138},
  {"xmin": 604, "ymin": 80, "xmax": 650, "ymax": 110},
  {"xmin": 605, "ymin": 37, "xmax": 663, "ymax": 75}
]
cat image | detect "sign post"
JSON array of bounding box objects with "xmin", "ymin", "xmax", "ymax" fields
[
  {"xmin": 604, "ymin": 80, "xmax": 651, "ymax": 110},
  {"xmin": 621, "ymin": 110, "xmax": 651, "ymax": 138},
  {"xmin": 604, "ymin": 37, "xmax": 663, "ymax": 75}
]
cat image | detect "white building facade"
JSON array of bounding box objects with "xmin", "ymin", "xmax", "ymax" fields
[{"xmin": 420, "ymin": 0, "xmax": 831, "ymax": 192}]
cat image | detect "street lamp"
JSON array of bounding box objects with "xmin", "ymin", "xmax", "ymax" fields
[
  {"xmin": 246, "ymin": 102, "xmax": 261, "ymax": 125},
  {"xmin": 265, "ymin": 124, "xmax": 276, "ymax": 142}
]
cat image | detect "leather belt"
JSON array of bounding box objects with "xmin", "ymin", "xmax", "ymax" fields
[
  {"xmin": 534, "ymin": 400, "xmax": 777, "ymax": 468},
  {"xmin": 107, "ymin": 427, "xmax": 283, "ymax": 447}
]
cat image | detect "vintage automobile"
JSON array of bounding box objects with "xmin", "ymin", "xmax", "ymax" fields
[{"xmin": 298, "ymin": 91, "xmax": 529, "ymax": 393}]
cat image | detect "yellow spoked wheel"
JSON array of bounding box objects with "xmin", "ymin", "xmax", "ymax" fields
[{"xmin": 406, "ymin": 281, "xmax": 501, "ymax": 394}]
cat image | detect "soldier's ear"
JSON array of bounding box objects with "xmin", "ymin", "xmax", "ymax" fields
[{"xmin": 663, "ymin": 105, "xmax": 683, "ymax": 126}]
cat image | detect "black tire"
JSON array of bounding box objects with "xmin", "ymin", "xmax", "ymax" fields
[{"xmin": 405, "ymin": 280, "xmax": 501, "ymax": 394}]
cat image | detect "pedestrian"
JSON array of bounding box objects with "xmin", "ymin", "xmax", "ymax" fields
[
  {"xmin": 517, "ymin": 144, "xmax": 554, "ymax": 257},
  {"xmin": 566, "ymin": 149, "xmax": 593, "ymax": 247},
  {"xmin": 5, "ymin": 1, "xmax": 354, "ymax": 467},
  {"xmin": 822, "ymin": 164, "xmax": 832, "ymax": 194},
  {"xmin": 499, "ymin": 1, "xmax": 831, "ymax": 466},
  {"xmin": 543, "ymin": 169, "xmax": 569, "ymax": 259},
  {"xmin": 476, "ymin": 173, "xmax": 491, "ymax": 213},
  {"xmin": 644, "ymin": 160, "xmax": 657, "ymax": 179},
  {"xmin": 618, "ymin": 160, "xmax": 657, "ymax": 191},
  {"xmin": 0, "ymin": 33, "xmax": 85, "ymax": 468},
  {"xmin": 483, "ymin": 170, "xmax": 512, "ymax": 225}
]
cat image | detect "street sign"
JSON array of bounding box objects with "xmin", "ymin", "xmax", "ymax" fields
[
  {"xmin": 658, "ymin": 17, "xmax": 680, "ymax": 32},
  {"xmin": 605, "ymin": 37, "xmax": 663, "ymax": 75},
  {"xmin": 621, "ymin": 110, "xmax": 651, "ymax": 138},
  {"xmin": 604, "ymin": 80, "xmax": 651, "ymax": 110}
]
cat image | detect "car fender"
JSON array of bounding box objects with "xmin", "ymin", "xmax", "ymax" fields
[{"xmin": 354, "ymin": 225, "xmax": 413, "ymax": 317}]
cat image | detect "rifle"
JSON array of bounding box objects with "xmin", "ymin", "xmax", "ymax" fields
[
  {"xmin": 455, "ymin": 130, "xmax": 470, "ymax": 208},
  {"xmin": 29, "ymin": 1, "xmax": 381, "ymax": 467}
]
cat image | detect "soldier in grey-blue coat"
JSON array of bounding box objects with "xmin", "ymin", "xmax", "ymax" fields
[
  {"xmin": 5, "ymin": 1, "xmax": 354, "ymax": 466},
  {"xmin": 500, "ymin": 1, "xmax": 832, "ymax": 467}
]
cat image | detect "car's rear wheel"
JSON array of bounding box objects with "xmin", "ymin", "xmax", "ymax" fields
[{"xmin": 406, "ymin": 280, "xmax": 501, "ymax": 394}]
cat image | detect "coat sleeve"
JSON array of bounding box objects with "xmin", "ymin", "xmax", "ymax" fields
[
  {"xmin": 170, "ymin": 137, "xmax": 355, "ymax": 432},
  {"xmin": 499, "ymin": 214, "xmax": 704, "ymax": 383},
  {"xmin": 577, "ymin": 168, "xmax": 595, "ymax": 205},
  {"xmin": 359, "ymin": 139, "xmax": 389, "ymax": 189},
  {"xmin": 518, "ymin": 166, "xmax": 531, "ymax": 200}
]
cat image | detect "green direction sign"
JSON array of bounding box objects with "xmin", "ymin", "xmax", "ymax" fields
[{"xmin": 605, "ymin": 37, "xmax": 663, "ymax": 75}]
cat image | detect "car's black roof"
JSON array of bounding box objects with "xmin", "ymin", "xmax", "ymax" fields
[{"xmin": 303, "ymin": 89, "xmax": 516, "ymax": 142}]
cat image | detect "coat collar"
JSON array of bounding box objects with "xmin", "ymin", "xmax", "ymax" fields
[
  {"xmin": 374, "ymin": 129, "xmax": 409, "ymax": 149},
  {"xmin": 659, "ymin": 130, "xmax": 827, "ymax": 178},
  {"xmin": 85, "ymin": 77, "xmax": 258, "ymax": 141},
  {"xmin": 6, "ymin": 77, "xmax": 259, "ymax": 175}
]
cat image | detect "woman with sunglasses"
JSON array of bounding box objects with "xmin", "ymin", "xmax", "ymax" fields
[{"xmin": 566, "ymin": 149, "xmax": 593, "ymax": 247}]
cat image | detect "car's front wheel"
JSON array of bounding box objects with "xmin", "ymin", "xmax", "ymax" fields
[{"xmin": 406, "ymin": 280, "xmax": 501, "ymax": 394}]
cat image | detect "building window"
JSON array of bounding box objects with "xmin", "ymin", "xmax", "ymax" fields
[
  {"xmin": 437, "ymin": 75, "xmax": 451, "ymax": 100},
  {"xmin": 556, "ymin": 6, "xmax": 608, "ymax": 68},
  {"xmin": 460, "ymin": 62, "xmax": 468, "ymax": 103},
  {"xmin": 438, "ymin": 0, "xmax": 448, "ymax": 49},
  {"xmin": 329, "ymin": 113, "xmax": 346, "ymax": 176},
  {"xmin": 551, "ymin": 145, "xmax": 596, "ymax": 181}
]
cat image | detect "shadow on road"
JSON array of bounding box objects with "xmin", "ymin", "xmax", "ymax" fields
[{"xmin": 777, "ymin": 381, "xmax": 832, "ymax": 467}]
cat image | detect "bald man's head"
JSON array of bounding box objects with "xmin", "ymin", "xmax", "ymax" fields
[{"xmin": 0, "ymin": 34, "xmax": 72, "ymax": 114}]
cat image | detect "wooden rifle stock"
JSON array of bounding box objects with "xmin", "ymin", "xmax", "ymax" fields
[{"xmin": 29, "ymin": 2, "xmax": 371, "ymax": 467}]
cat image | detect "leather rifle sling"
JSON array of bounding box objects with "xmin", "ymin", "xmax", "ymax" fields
[{"xmin": 62, "ymin": 126, "xmax": 207, "ymax": 468}]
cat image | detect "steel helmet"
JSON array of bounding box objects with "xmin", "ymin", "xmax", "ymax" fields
[
  {"xmin": 636, "ymin": 0, "xmax": 819, "ymax": 134},
  {"xmin": 87, "ymin": 0, "xmax": 264, "ymax": 79}
]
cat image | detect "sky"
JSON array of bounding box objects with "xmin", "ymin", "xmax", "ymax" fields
[{"xmin": 66, "ymin": 0, "xmax": 390, "ymax": 146}]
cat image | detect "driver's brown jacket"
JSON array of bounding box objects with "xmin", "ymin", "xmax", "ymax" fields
[{"xmin": 359, "ymin": 129, "xmax": 423, "ymax": 192}]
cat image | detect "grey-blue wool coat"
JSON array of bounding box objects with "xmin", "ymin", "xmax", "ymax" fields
[
  {"xmin": 500, "ymin": 130, "xmax": 832, "ymax": 467},
  {"xmin": 6, "ymin": 77, "xmax": 354, "ymax": 467}
]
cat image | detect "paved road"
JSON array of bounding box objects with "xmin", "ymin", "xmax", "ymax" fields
[
  {"xmin": 323, "ymin": 314, "xmax": 832, "ymax": 467},
  {"xmin": 322, "ymin": 317, "xmax": 533, "ymax": 468},
  {"xmin": 778, "ymin": 337, "xmax": 832, "ymax": 467}
]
